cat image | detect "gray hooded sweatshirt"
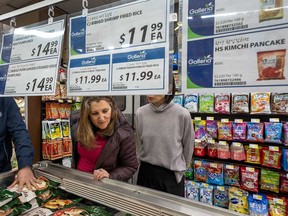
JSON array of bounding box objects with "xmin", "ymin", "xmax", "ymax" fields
[{"xmin": 136, "ymin": 101, "xmax": 194, "ymax": 183}]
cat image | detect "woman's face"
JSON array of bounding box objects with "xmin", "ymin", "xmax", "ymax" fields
[
  {"xmin": 146, "ymin": 95, "xmax": 165, "ymax": 107},
  {"xmin": 89, "ymin": 100, "xmax": 112, "ymax": 130}
]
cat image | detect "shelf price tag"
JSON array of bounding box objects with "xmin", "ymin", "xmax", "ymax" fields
[
  {"xmin": 273, "ymin": 198, "xmax": 284, "ymax": 205},
  {"xmin": 232, "ymin": 142, "xmax": 242, "ymax": 147},
  {"xmin": 253, "ymin": 194, "xmax": 262, "ymax": 200},
  {"xmin": 208, "ymin": 139, "xmax": 215, "ymax": 144},
  {"xmin": 219, "ymin": 141, "xmax": 227, "ymax": 145},
  {"xmin": 207, "ymin": 116, "xmax": 214, "ymax": 120},
  {"xmin": 249, "ymin": 144, "xmax": 258, "ymax": 149},
  {"xmin": 217, "ymin": 186, "xmax": 225, "ymax": 191},
  {"xmin": 269, "ymin": 146, "xmax": 279, "ymax": 151},
  {"xmin": 194, "ymin": 117, "xmax": 202, "ymax": 120},
  {"xmin": 210, "ymin": 163, "xmax": 218, "ymax": 168},
  {"xmin": 269, "ymin": 118, "xmax": 280, "ymax": 122},
  {"xmin": 246, "ymin": 167, "xmax": 255, "ymax": 172},
  {"xmin": 221, "ymin": 118, "xmax": 229, "ymax": 123},
  {"xmin": 226, "ymin": 165, "xmax": 234, "ymax": 170},
  {"xmin": 251, "ymin": 118, "xmax": 260, "ymax": 123},
  {"xmin": 234, "ymin": 119, "xmax": 243, "ymax": 123}
]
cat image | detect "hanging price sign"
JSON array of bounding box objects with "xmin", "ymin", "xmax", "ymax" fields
[
  {"xmin": 68, "ymin": 0, "xmax": 170, "ymax": 96},
  {"xmin": 0, "ymin": 20, "xmax": 65, "ymax": 96}
]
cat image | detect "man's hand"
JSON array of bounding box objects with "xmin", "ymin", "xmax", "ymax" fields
[
  {"xmin": 9, "ymin": 167, "xmax": 38, "ymax": 192},
  {"xmin": 93, "ymin": 168, "xmax": 109, "ymax": 181}
]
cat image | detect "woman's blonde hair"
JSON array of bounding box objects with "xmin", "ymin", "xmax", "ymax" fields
[{"xmin": 75, "ymin": 96, "xmax": 118, "ymax": 150}]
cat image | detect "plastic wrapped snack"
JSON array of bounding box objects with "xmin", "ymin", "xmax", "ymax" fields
[
  {"xmin": 260, "ymin": 170, "xmax": 280, "ymax": 193},
  {"xmin": 257, "ymin": 50, "xmax": 286, "ymax": 81},
  {"xmin": 259, "ymin": 0, "xmax": 284, "ymax": 22},
  {"xmin": 224, "ymin": 165, "xmax": 240, "ymax": 187},
  {"xmin": 207, "ymin": 163, "xmax": 224, "ymax": 185},
  {"xmin": 264, "ymin": 122, "xmax": 282, "ymax": 144},
  {"xmin": 232, "ymin": 122, "xmax": 247, "ymax": 141},
  {"xmin": 199, "ymin": 94, "xmax": 214, "ymax": 113},
  {"xmin": 194, "ymin": 160, "xmax": 208, "ymax": 182},
  {"xmin": 213, "ymin": 186, "xmax": 229, "ymax": 209},
  {"xmin": 214, "ymin": 93, "xmax": 230, "ymax": 114},
  {"xmin": 217, "ymin": 122, "xmax": 233, "ymax": 141},
  {"xmin": 228, "ymin": 187, "xmax": 249, "ymax": 215},
  {"xmin": 184, "ymin": 94, "xmax": 198, "ymax": 113},
  {"xmin": 232, "ymin": 93, "xmax": 249, "ymax": 113},
  {"xmin": 240, "ymin": 167, "xmax": 259, "ymax": 192},
  {"xmin": 251, "ymin": 92, "xmax": 271, "ymax": 114},
  {"xmin": 271, "ymin": 93, "xmax": 288, "ymax": 113},
  {"xmin": 267, "ymin": 196, "xmax": 287, "ymax": 216},
  {"xmin": 185, "ymin": 181, "xmax": 200, "ymax": 201},
  {"xmin": 248, "ymin": 193, "xmax": 268, "ymax": 216},
  {"xmin": 200, "ymin": 183, "xmax": 214, "ymax": 205},
  {"xmin": 247, "ymin": 122, "xmax": 264, "ymax": 143}
]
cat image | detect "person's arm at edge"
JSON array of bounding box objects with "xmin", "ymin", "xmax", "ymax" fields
[{"xmin": 182, "ymin": 111, "xmax": 195, "ymax": 167}]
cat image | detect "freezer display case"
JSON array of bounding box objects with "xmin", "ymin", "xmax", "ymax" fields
[{"xmin": 0, "ymin": 162, "xmax": 244, "ymax": 216}]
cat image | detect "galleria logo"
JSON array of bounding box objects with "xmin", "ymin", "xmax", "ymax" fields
[
  {"xmin": 81, "ymin": 57, "xmax": 96, "ymax": 66},
  {"xmin": 127, "ymin": 51, "xmax": 147, "ymax": 61},
  {"xmin": 71, "ymin": 28, "xmax": 85, "ymax": 38},
  {"xmin": 3, "ymin": 44, "xmax": 12, "ymax": 50},
  {"xmin": 188, "ymin": 55, "xmax": 213, "ymax": 66},
  {"xmin": 189, "ymin": 2, "xmax": 214, "ymax": 16}
]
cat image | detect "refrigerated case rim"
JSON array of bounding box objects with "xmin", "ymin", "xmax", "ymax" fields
[{"xmin": 32, "ymin": 162, "xmax": 244, "ymax": 216}]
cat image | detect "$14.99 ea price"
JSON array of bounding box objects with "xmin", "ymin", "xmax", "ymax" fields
[
  {"xmin": 119, "ymin": 71, "xmax": 160, "ymax": 82},
  {"xmin": 26, "ymin": 77, "xmax": 54, "ymax": 92},
  {"xmin": 31, "ymin": 41, "xmax": 58, "ymax": 57}
]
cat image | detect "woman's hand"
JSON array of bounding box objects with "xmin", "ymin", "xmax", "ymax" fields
[
  {"xmin": 93, "ymin": 168, "xmax": 109, "ymax": 181},
  {"xmin": 9, "ymin": 167, "xmax": 38, "ymax": 192}
]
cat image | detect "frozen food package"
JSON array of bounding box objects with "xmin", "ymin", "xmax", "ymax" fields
[
  {"xmin": 271, "ymin": 93, "xmax": 288, "ymax": 113},
  {"xmin": 257, "ymin": 50, "xmax": 286, "ymax": 80},
  {"xmin": 231, "ymin": 93, "xmax": 249, "ymax": 113},
  {"xmin": 259, "ymin": 0, "xmax": 284, "ymax": 22}
]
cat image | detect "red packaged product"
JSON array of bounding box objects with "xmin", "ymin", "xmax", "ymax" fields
[
  {"xmin": 280, "ymin": 173, "xmax": 288, "ymax": 193},
  {"xmin": 207, "ymin": 143, "xmax": 217, "ymax": 158},
  {"xmin": 240, "ymin": 166, "xmax": 259, "ymax": 192},
  {"xmin": 194, "ymin": 141, "xmax": 207, "ymax": 157},
  {"xmin": 217, "ymin": 142, "xmax": 230, "ymax": 159},
  {"xmin": 260, "ymin": 146, "xmax": 282, "ymax": 169}
]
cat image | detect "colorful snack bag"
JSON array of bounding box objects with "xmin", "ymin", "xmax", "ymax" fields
[
  {"xmin": 185, "ymin": 163, "xmax": 193, "ymax": 180},
  {"xmin": 194, "ymin": 140, "xmax": 207, "ymax": 157},
  {"xmin": 260, "ymin": 169, "xmax": 280, "ymax": 193},
  {"xmin": 228, "ymin": 187, "xmax": 249, "ymax": 215},
  {"xmin": 264, "ymin": 122, "xmax": 282, "ymax": 144},
  {"xmin": 230, "ymin": 142, "xmax": 246, "ymax": 161},
  {"xmin": 194, "ymin": 160, "xmax": 207, "ymax": 182},
  {"xmin": 217, "ymin": 122, "xmax": 233, "ymax": 141},
  {"xmin": 259, "ymin": 0, "xmax": 284, "ymax": 22},
  {"xmin": 267, "ymin": 196, "xmax": 286, "ymax": 216},
  {"xmin": 217, "ymin": 142, "xmax": 230, "ymax": 159},
  {"xmin": 245, "ymin": 144, "xmax": 261, "ymax": 164},
  {"xmin": 280, "ymin": 173, "xmax": 288, "ymax": 193},
  {"xmin": 200, "ymin": 183, "xmax": 213, "ymax": 205},
  {"xmin": 248, "ymin": 193, "xmax": 269, "ymax": 216},
  {"xmin": 214, "ymin": 93, "xmax": 230, "ymax": 114},
  {"xmin": 194, "ymin": 120, "xmax": 206, "ymax": 140},
  {"xmin": 232, "ymin": 93, "xmax": 249, "ymax": 114},
  {"xmin": 224, "ymin": 165, "xmax": 240, "ymax": 187},
  {"xmin": 251, "ymin": 92, "xmax": 271, "ymax": 114},
  {"xmin": 206, "ymin": 120, "xmax": 218, "ymax": 139},
  {"xmin": 199, "ymin": 94, "xmax": 214, "ymax": 113},
  {"xmin": 213, "ymin": 186, "xmax": 229, "ymax": 209},
  {"xmin": 173, "ymin": 94, "xmax": 184, "ymax": 106},
  {"xmin": 184, "ymin": 94, "xmax": 198, "ymax": 113},
  {"xmin": 185, "ymin": 181, "xmax": 200, "ymax": 201},
  {"xmin": 247, "ymin": 122, "xmax": 264, "ymax": 142},
  {"xmin": 260, "ymin": 146, "xmax": 282, "ymax": 169},
  {"xmin": 207, "ymin": 163, "xmax": 224, "ymax": 185},
  {"xmin": 283, "ymin": 122, "xmax": 288, "ymax": 145},
  {"xmin": 240, "ymin": 167, "xmax": 259, "ymax": 192},
  {"xmin": 232, "ymin": 122, "xmax": 247, "ymax": 141},
  {"xmin": 207, "ymin": 143, "xmax": 217, "ymax": 158},
  {"xmin": 271, "ymin": 93, "xmax": 288, "ymax": 114},
  {"xmin": 281, "ymin": 148, "xmax": 288, "ymax": 171}
]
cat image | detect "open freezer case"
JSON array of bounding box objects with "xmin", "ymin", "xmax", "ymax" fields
[{"xmin": 0, "ymin": 162, "xmax": 244, "ymax": 216}]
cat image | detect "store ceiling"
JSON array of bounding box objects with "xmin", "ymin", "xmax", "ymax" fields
[{"xmin": 0, "ymin": 0, "xmax": 119, "ymax": 17}]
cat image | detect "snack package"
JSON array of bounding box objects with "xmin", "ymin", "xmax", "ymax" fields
[
  {"xmin": 264, "ymin": 122, "xmax": 282, "ymax": 144},
  {"xmin": 207, "ymin": 163, "xmax": 224, "ymax": 185},
  {"xmin": 260, "ymin": 170, "xmax": 280, "ymax": 193},
  {"xmin": 213, "ymin": 186, "xmax": 229, "ymax": 209},
  {"xmin": 224, "ymin": 165, "xmax": 240, "ymax": 187},
  {"xmin": 0, "ymin": 187, "xmax": 20, "ymax": 207},
  {"xmin": 173, "ymin": 94, "xmax": 184, "ymax": 106},
  {"xmin": 245, "ymin": 145, "xmax": 261, "ymax": 164},
  {"xmin": 232, "ymin": 122, "xmax": 247, "ymax": 141},
  {"xmin": 217, "ymin": 122, "xmax": 233, "ymax": 141},
  {"xmin": 42, "ymin": 197, "xmax": 82, "ymax": 211},
  {"xmin": 194, "ymin": 140, "xmax": 207, "ymax": 157},
  {"xmin": 248, "ymin": 193, "xmax": 269, "ymax": 216},
  {"xmin": 250, "ymin": 92, "xmax": 271, "ymax": 114},
  {"xmin": 194, "ymin": 120, "xmax": 206, "ymax": 140},
  {"xmin": 207, "ymin": 143, "xmax": 217, "ymax": 158},
  {"xmin": 185, "ymin": 163, "xmax": 193, "ymax": 180},
  {"xmin": 230, "ymin": 142, "xmax": 246, "ymax": 161},
  {"xmin": 214, "ymin": 93, "xmax": 230, "ymax": 114},
  {"xmin": 217, "ymin": 142, "xmax": 230, "ymax": 159},
  {"xmin": 259, "ymin": 0, "xmax": 284, "ymax": 22},
  {"xmin": 184, "ymin": 94, "xmax": 198, "ymax": 113},
  {"xmin": 194, "ymin": 160, "xmax": 208, "ymax": 182},
  {"xmin": 267, "ymin": 196, "xmax": 286, "ymax": 216},
  {"xmin": 199, "ymin": 94, "xmax": 214, "ymax": 113},
  {"xmin": 280, "ymin": 173, "xmax": 288, "ymax": 193},
  {"xmin": 247, "ymin": 122, "xmax": 264, "ymax": 142},
  {"xmin": 206, "ymin": 120, "xmax": 218, "ymax": 139},
  {"xmin": 231, "ymin": 93, "xmax": 249, "ymax": 113},
  {"xmin": 240, "ymin": 167, "xmax": 259, "ymax": 192},
  {"xmin": 200, "ymin": 183, "xmax": 214, "ymax": 205},
  {"xmin": 281, "ymin": 148, "xmax": 288, "ymax": 171},
  {"xmin": 271, "ymin": 93, "xmax": 288, "ymax": 113},
  {"xmin": 228, "ymin": 187, "xmax": 249, "ymax": 215},
  {"xmin": 283, "ymin": 122, "xmax": 288, "ymax": 145},
  {"xmin": 185, "ymin": 181, "xmax": 200, "ymax": 201},
  {"xmin": 260, "ymin": 146, "xmax": 282, "ymax": 169},
  {"xmin": 257, "ymin": 50, "xmax": 286, "ymax": 80}
]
